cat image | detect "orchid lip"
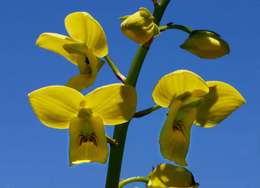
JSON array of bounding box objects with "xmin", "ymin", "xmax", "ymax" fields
[{"xmin": 79, "ymin": 133, "xmax": 98, "ymax": 146}]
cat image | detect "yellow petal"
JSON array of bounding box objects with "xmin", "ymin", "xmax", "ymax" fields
[
  {"xmin": 180, "ymin": 30, "xmax": 230, "ymax": 59},
  {"xmin": 66, "ymin": 46, "xmax": 101, "ymax": 91},
  {"xmin": 69, "ymin": 115, "xmax": 108, "ymax": 165},
  {"xmin": 36, "ymin": 32, "xmax": 85, "ymax": 65},
  {"xmin": 160, "ymin": 100, "xmax": 196, "ymax": 166},
  {"xmin": 66, "ymin": 74, "xmax": 95, "ymax": 91},
  {"xmin": 63, "ymin": 42, "xmax": 88, "ymax": 56},
  {"xmin": 120, "ymin": 7, "xmax": 159, "ymax": 44},
  {"xmin": 195, "ymin": 81, "xmax": 246, "ymax": 128},
  {"xmin": 148, "ymin": 163, "xmax": 198, "ymax": 188},
  {"xmin": 77, "ymin": 50, "xmax": 100, "ymax": 75},
  {"xmin": 152, "ymin": 70, "xmax": 209, "ymax": 108},
  {"xmin": 65, "ymin": 12, "xmax": 108, "ymax": 57},
  {"xmin": 84, "ymin": 84, "xmax": 137, "ymax": 125},
  {"xmin": 28, "ymin": 86, "xmax": 83, "ymax": 129}
]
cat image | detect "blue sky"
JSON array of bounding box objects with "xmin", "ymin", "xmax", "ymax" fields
[{"xmin": 1, "ymin": 0, "xmax": 260, "ymax": 187}]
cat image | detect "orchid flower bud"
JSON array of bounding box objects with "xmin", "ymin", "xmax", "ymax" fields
[
  {"xmin": 120, "ymin": 7, "xmax": 160, "ymax": 44},
  {"xmin": 147, "ymin": 163, "xmax": 199, "ymax": 188},
  {"xmin": 181, "ymin": 30, "xmax": 230, "ymax": 59}
]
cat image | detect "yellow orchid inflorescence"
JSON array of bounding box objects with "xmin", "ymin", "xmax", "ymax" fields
[
  {"xmin": 29, "ymin": 3, "xmax": 246, "ymax": 188},
  {"xmin": 36, "ymin": 12, "xmax": 108, "ymax": 91}
]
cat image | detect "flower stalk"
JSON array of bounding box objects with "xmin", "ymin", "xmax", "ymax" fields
[
  {"xmin": 105, "ymin": 0, "xmax": 171, "ymax": 187},
  {"xmin": 106, "ymin": 135, "xmax": 118, "ymax": 146},
  {"xmin": 119, "ymin": 176, "xmax": 149, "ymax": 188},
  {"xmin": 104, "ymin": 55, "xmax": 126, "ymax": 82},
  {"xmin": 159, "ymin": 23, "xmax": 193, "ymax": 34},
  {"xmin": 134, "ymin": 105, "xmax": 161, "ymax": 118}
]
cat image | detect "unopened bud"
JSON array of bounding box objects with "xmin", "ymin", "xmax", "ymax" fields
[
  {"xmin": 147, "ymin": 163, "xmax": 199, "ymax": 188},
  {"xmin": 120, "ymin": 7, "xmax": 159, "ymax": 44},
  {"xmin": 181, "ymin": 30, "xmax": 230, "ymax": 59}
]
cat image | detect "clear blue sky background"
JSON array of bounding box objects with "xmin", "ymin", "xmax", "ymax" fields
[{"xmin": 1, "ymin": 0, "xmax": 259, "ymax": 187}]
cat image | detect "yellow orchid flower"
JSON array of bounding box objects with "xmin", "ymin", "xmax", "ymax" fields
[
  {"xmin": 120, "ymin": 7, "xmax": 160, "ymax": 45},
  {"xmin": 36, "ymin": 12, "xmax": 108, "ymax": 91},
  {"xmin": 152, "ymin": 70, "xmax": 245, "ymax": 166},
  {"xmin": 180, "ymin": 30, "xmax": 229, "ymax": 59},
  {"xmin": 153, "ymin": 70, "xmax": 209, "ymax": 166},
  {"xmin": 147, "ymin": 163, "xmax": 199, "ymax": 188},
  {"xmin": 28, "ymin": 83, "xmax": 137, "ymax": 165}
]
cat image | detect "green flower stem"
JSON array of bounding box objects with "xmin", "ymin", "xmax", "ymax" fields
[
  {"xmin": 134, "ymin": 105, "xmax": 161, "ymax": 118},
  {"xmin": 125, "ymin": 47, "xmax": 149, "ymax": 85},
  {"xmin": 119, "ymin": 176, "xmax": 149, "ymax": 188},
  {"xmin": 159, "ymin": 24, "xmax": 193, "ymax": 34},
  {"xmin": 105, "ymin": 47, "xmax": 148, "ymax": 188},
  {"xmin": 153, "ymin": 0, "xmax": 171, "ymax": 25},
  {"xmin": 105, "ymin": 1, "xmax": 171, "ymax": 188},
  {"xmin": 152, "ymin": 0, "xmax": 159, "ymax": 6},
  {"xmin": 104, "ymin": 55, "xmax": 126, "ymax": 82}
]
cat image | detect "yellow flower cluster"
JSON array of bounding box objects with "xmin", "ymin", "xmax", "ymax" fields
[
  {"xmin": 30, "ymin": 12, "xmax": 137, "ymax": 165},
  {"xmin": 29, "ymin": 8, "xmax": 245, "ymax": 187}
]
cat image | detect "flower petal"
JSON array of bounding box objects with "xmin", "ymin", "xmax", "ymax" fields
[
  {"xmin": 148, "ymin": 163, "xmax": 198, "ymax": 188},
  {"xmin": 69, "ymin": 115, "xmax": 108, "ymax": 165},
  {"xmin": 195, "ymin": 81, "xmax": 246, "ymax": 128},
  {"xmin": 65, "ymin": 47, "xmax": 101, "ymax": 91},
  {"xmin": 78, "ymin": 50, "xmax": 100, "ymax": 75},
  {"xmin": 153, "ymin": 70, "xmax": 209, "ymax": 108},
  {"xmin": 36, "ymin": 32, "xmax": 85, "ymax": 65},
  {"xmin": 65, "ymin": 12, "xmax": 108, "ymax": 57},
  {"xmin": 84, "ymin": 84, "xmax": 137, "ymax": 125},
  {"xmin": 160, "ymin": 100, "xmax": 196, "ymax": 166},
  {"xmin": 28, "ymin": 86, "xmax": 83, "ymax": 129},
  {"xmin": 66, "ymin": 74, "xmax": 96, "ymax": 91}
]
